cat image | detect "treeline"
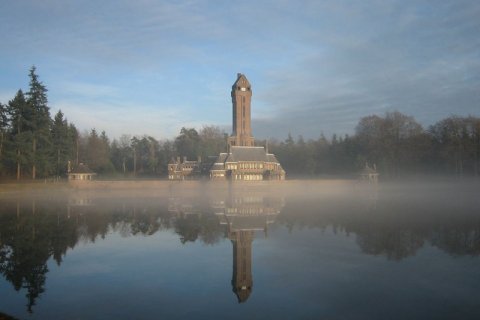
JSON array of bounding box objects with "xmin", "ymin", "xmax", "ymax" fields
[
  {"xmin": 0, "ymin": 67, "xmax": 227, "ymax": 179},
  {"xmin": 271, "ymin": 112, "xmax": 480, "ymax": 177},
  {"xmin": 1, "ymin": 67, "xmax": 479, "ymax": 180}
]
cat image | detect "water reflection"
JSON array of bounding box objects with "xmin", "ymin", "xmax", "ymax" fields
[
  {"xmin": 169, "ymin": 192, "xmax": 285, "ymax": 302},
  {"xmin": 219, "ymin": 195, "xmax": 284, "ymax": 303},
  {"xmin": 277, "ymin": 186, "xmax": 480, "ymax": 260},
  {"xmin": 0, "ymin": 184, "xmax": 479, "ymax": 315}
]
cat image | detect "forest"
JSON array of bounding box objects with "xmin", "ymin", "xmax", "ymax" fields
[{"xmin": 0, "ymin": 67, "xmax": 479, "ymax": 180}]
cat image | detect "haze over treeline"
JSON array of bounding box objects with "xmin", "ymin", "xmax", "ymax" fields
[{"xmin": 0, "ymin": 68, "xmax": 479, "ymax": 180}]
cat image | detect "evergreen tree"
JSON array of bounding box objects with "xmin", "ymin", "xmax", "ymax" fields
[
  {"xmin": 26, "ymin": 66, "xmax": 52, "ymax": 179},
  {"xmin": 51, "ymin": 110, "xmax": 73, "ymax": 176},
  {"xmin": 7, "ymin": 90, "xmax": 33, "ymax": 180},
  {"xmin": 68, "ymin": 123, "xmax": 79, "ymax": 166},
  {"xmin": 0, "ymin": 102, "xmax": 8, "ymax": 173}
]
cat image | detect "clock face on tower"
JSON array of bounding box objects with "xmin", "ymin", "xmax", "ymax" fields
[{"xmin": 240, "ymin": 87, "xmax": 246, "ymax": 91}]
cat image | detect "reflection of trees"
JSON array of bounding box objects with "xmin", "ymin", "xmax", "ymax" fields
[
  {"xmin": 129, "ymin": 209, "xmax": 161, "ymax": 236},
  {"xmin": 168, "ymin": 196, "xmax": 225, "ymax": 245},
  {"xmin": 0, "ymin": 196, "xmax": 176, "ymax": 313},
  {"xmin": 355, "ymin": 228, "xmax": 424, "ymax": 260},
  {"xmin": 175, "ymin": 214, "xmax": 202, "ymax": 243},
  {"xmin": 0, "ymin": 194, "xmax": 233, "ymax": 312},
  {"xmin": 431, "ymin": 224, "xmax": 480, "ymax": 256},
  {"xmin": 0, "ymin": 312, "xmax": 19, "ymax": 320},
  {"xmin": 0, "ymin": 200, "xmax": 72, "ymax": 312},
  {"xmin": 1, "ymin": 189, "xmax": 479, "ymax": 312},
  {"xmin": 174, "ymin": 213, "xmax": 224, "ymax": 245},
  {"xmin": 278, "ymin": 192, "xmax": 480, "ymax": 260}
]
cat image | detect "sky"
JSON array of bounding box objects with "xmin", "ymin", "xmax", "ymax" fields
[{"xmin": 0, "ymin": 0, "xmax": 479, "ymax": 140}]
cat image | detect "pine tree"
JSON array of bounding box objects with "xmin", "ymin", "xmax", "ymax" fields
[
  {"xmin": 26, "ymin": 66, "xmax": 52, "ymax": 179},
  {"xmin": 0, "ymin": 102, "xmax": 8, "ymax": 173},
  {"xmin": 7, "ymin": 90, "xmax": 33, "ymax": 180},
  {"xmin": 68, "ymin": 123, "xmax": 79, "ymax": 166},
  {"xmin": 51, "ymin": 110, "xmax": 73, "ymax": 176}
]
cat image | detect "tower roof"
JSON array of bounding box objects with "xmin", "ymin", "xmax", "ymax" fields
[{"xmin": 232, "ymin": 73, "xmax": 251, "ymax": 90}]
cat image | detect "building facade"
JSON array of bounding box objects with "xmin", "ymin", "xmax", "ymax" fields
[
  {"xmin": 168, "ymin": 156, "xmax": 202, "ymax": 180},
  {"xmin": 168, "ymin": 73, "xmax": 285, "ymax": 181},
  {"xmin": 68, "ymin": 163, "xmax": 96, "ymax": 182},
  {"xmin": 210, "ymin": 146, "xmax": 284, "ymax": 181},
  {"xmin": 211, "ymin": 73, "xmax": 285, "ymax": 181}
]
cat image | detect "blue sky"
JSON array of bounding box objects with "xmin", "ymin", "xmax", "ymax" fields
[{"xmin": 0, "ymin": 0, "xmax": 479, "ymax": 140}]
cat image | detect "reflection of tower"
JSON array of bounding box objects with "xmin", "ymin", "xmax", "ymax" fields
[
  {"xmin": 217, "ymin": 192, "xmax": 285, "ymax": 303},
  {"xmin": 230, "ymin": 230, "xmax": 254, "ymax": 303}
]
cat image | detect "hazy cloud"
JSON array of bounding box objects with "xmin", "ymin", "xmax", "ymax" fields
[{"xmin": 1, "ymin": 0, "xmax": 479, "ymax": 139}]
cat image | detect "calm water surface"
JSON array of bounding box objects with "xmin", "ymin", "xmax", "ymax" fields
[{"xmin": 0, "ymin": 182, "xmax": 479, "ymax": 319}]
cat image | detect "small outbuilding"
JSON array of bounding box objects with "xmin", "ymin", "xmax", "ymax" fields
[
  {"xmin": 359, "ymin": 163, "xmax": 379, "ymax": 184},
  {"xmin": 68, "ymin": 163, "xmax": 96, "ymax": 181}
]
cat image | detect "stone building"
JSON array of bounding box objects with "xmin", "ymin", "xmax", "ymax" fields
[
  {"xmin": 210, "ymin": 147, "xmax": 284, "ymax": 181},
  {"xmin": 168, "ymin": 156, "xmax": 202, "ymax": 180},
  {"xmin": 168, "ymin": 73, "xmax": 285, "ymax": 181},
  {"xmin": 211, "ymin": 74, "xmax": 285, "ymax": 181},
  {"xmin": 68, "ymin": 163, "xmax": 96, "ymax": 182},
  {"xmin": 359, "ymin": 162, "xmax": 379, "ymax": 184}
]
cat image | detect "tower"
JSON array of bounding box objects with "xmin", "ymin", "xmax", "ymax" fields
[{"xmin": 228, "ymin": 73, "xmax": 255, "ymax": 148}]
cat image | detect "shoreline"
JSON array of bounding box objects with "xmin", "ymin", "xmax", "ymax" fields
[
  {"xmin": 0, "ymin": 179, "xmax": 358, "ymax": 197},
  {"xmin": 1, "ymin": 177, "xmax": 476, "ymax": 199}
]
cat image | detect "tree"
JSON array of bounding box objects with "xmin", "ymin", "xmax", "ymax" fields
[
  {"xmin": 85, "ymin": 129, "xmax": 113, "ymax": 173},
  {"xmin": 356, "ymin": 111, "xmax": 424, "ymax": 177},
  {"xmin": 26, "ymin": 66, "xmax": 52, "ymax": 179},
  {"xmin": 199, "ymin": 125, "xmax": 227, "ymax": 158},
  {"xmin": 113, "ymin": 134, "xmax": 133, "ymax": 175},
  {"xmin": 430, "ymin": 116, "xmax": 480, "ymax": 175},
  {"xmin": 0, "ymin": 102, "xmax": 8, "ymax": 173},
  {"xmin": 383, "ymin": 111, "xmax": 424, "ymax": 176},
  {"xmin": 355, "ymin": 114, "xmax": 385, "ymax": 169},
  {"xmin": 7, "ymin": 90, "xmax": 33, "ymax": 180},
  {"xmin": 51, "ymin": 110, "xmax": 75, "ymax": 176},
  {"xmin": 68, "ymin": 123, "xmax": 79, "ymax": 166},
  {"xmin": 174, "ymin": 127, "xmax": 200, "ymax": 160},
  {"xmin": 146, "ymin": 136, "xmax": 160, "ymax": 174}
]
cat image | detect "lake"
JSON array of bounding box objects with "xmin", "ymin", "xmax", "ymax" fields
[{"xmin": 1, "ymin": 180, "xmax": 479, "ymax": 319}]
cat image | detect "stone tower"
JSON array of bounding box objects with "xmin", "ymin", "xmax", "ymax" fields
[{"xmin": 228, "ymin": 73, "xmax": 255, "ymax": 148}]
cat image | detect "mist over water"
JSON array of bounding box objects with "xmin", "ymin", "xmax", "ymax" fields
[{"xmin": 0, "ymin": 180, "xmax": 479, "ymax": 319}]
